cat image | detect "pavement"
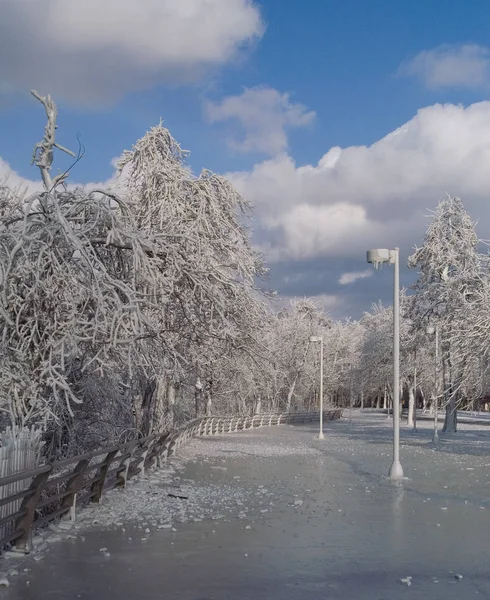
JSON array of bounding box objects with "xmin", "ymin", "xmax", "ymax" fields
[{"xmin": 5, "ymin": 411, "xmax": 490, "ymax": 600}]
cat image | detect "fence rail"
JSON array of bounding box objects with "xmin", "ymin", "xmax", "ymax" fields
[{"xmin": 0, "ymin": 409, "xmax": 342, "ymax": 552}]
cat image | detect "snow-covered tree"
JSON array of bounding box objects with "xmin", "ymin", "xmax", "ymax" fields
[
  {"xmin": 0, "ymin": 92, "xmax": 272, "ymax": 457},
  {"xmin": 116, "ymin": 123, "xmax": 268, "ymax": 430},
  {"xmin": 268, "ymin": 299, "xmax": 331, "ymax": 411},
  {"xmin": 0, "ymin": 92, "xmax": 172, "ymax": 439},
  {"xmin": 407, "ymin": 195, "xmax": 484, "ymax": 432}
]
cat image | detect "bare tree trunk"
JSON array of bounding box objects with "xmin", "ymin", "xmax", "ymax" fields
[
  {"xmin": 383, "ymin": 385, "xmax": 387, "ymax": 410},
  {"xmin": 133, "ymin": 392, "xmax": 142, "ymax": 434},
  {"xmin": 407, "ymin": 385, "xmax": 415, "ymax": 427},
  {"xmin": 148, "ymin": 376, "xmax": 167, "ymax": 434},
  {"xmin": 195, "ymin": 382, "xmax": 203, "ymax": 418},
  {"xmin": 442, "ymin": 355, "xmax": 458, "ymax": 433},
  {"xmin": 167, "ymin": 382, "xmax": 176, "ymax": 428},
  {"xmin": 360, "ymin": 390, "xmax": 364, "ymax": 410},
  {"xmin": 286, "ymin": 378, "xmax": 297, "ymax": 412},
  {"xmin": 442, "ymin": 391, "xmax": 457, "ymax": 432},
  {"xmin": 206, "ymin": 376, "xmax": 214, "ymax": 416},
  {"xmin": 255, "ymin": 395, "xmax": 261, "ymax": 415},
  {"xmin": 286, "ymin": 343, "xmax": 311, "ymax": 411},
  {"xmin": 140, "ymin": 378, "xmax": 157, "ymax": 436},
  {"xmin": 412, "ymin": 363, "xmax": 417, "ymax": 431}
]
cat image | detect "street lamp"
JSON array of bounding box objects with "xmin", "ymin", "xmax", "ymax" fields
[
  {"xmin": 309, "ymin": 335, "xmax": 325, "ymax": 440},
  {"xmin": 366, "ymin": 248, "xmax": 404, "ymax": 480},
  {"xmin": 426, "ymin": 324, "xmax": 439, "ymax": 443}
]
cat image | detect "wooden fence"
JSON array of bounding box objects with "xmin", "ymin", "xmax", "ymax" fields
[{"xmin": 0, "ymin": 409, "xmax": 342, "ymax": 552}]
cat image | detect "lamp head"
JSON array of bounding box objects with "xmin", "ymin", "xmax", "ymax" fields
[{"xmin": 366, "ymin": 248, "xmax": 392, "ymax": 265}]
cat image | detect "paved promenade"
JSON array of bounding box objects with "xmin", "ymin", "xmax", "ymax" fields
[{"xmin": 6, "ymin": 411, "xmax": 490, "ymax": 599}]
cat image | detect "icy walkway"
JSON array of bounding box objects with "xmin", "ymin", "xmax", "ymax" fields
[{"xmin": 5, "ymin": 411, "xmax": 490, "ymax": 599}]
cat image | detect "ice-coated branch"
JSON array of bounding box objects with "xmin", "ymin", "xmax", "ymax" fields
[{"xmin": 30, "ymin": 90, "xmax": 75, "ymax": 192}]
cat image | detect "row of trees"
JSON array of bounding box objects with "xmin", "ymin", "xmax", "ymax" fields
[{"xmin": 0, "ymin": 93, "xmax": 487, "ymax": 459}]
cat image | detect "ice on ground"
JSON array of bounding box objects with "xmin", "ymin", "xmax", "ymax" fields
[{"xmin": 179, "ymin": 433, "xmax": 321, "ymax": 460}]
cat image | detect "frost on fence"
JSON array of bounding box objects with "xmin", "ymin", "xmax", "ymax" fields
[{"xmin": 0, "ymin": 426, "xmax": 44, "ymax": 540}]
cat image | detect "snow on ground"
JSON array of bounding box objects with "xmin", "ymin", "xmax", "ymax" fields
[
  {"xmin": 178, "ymin": 428, "xmax": 321, "ymax": 460},
  {"xmin": 4, "ymin": 413, "xmax": 490, "ymax": 593},
  {"xmin": 2, "ymin": 425, "xmax": 314, "ymax": 577},
  {"xmin": 7, "ymin": 412, "xmax": 490, "ymax": 599},
  {"xmin": 75, "ymin": 428, "xmax": 319, "ymax": 529}
]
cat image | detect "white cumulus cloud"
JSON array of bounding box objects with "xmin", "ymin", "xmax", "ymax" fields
[
  {"xmin": 0, "ymin": 155, "xmax": 119, "ymax": 197},
  {"xmin": 229, "ymin": 101, "xmax": 490, "ymax": 262},
  {"xmin": 0, "ymin": 158, "xmax": 42, "ymax": 196},
  {"xmin": 338, "ymin": 270, "xmax": 373, "ymax": 285},
  {"xmin": 0, "ymin": 0, "xmax": 264, "ymax": 106},
  {"xmin": 206, "ymin": 85, "xmax": 316, "ymax": 155},
  {"xmin": 399, "ymin": 44, "xmax": 490, "ymax": 90}
]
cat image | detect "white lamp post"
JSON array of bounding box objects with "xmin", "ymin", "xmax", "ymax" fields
[
  {"xmin": 426, "ymin": 324, "xmax": 439, "ymax": 443},
  {"xmin": 309, "ymin": 335, "xmax": 325, "ymax": 440},
  {"xmin": 366, "ymin": 248, "xmax": 404, "ymax": 479}
]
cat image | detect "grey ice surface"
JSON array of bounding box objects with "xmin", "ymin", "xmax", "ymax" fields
[{"xmin": 5, "ymin": 411, "xmax": 490, "ymax": 599}]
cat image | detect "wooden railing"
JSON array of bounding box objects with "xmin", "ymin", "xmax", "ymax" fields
[{"xmin": 0, "ymin": 409, "xmax": 342, "ymax": 551}]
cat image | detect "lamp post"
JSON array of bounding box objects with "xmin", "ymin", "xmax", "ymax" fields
[
  {"xmin": 366, "ymin": 248, "xmax": 404, "ymax": 479},
  {"xmin": 426, "ymin": 324, "xmax": 439, "ymax": 443},
  {"xmin": 309, "ymin": 336, "xmax": 325, "ymax": 440}
]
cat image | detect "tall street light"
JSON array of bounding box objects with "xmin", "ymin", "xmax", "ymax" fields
[
  {"xmin": 309, "ymin": 335, "xmax": 325, "ymax": 440},
  {"xmin": 366, "ymin": 248, "xmax": 404, "ymax": 480},
  {"xmin": 426, "ymin": 324, "xmax": 439, "ymax": 443}
]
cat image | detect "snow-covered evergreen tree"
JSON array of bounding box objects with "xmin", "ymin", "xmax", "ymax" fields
[{"xmin": 407, "ymin": 195, "xmax": 483, "ymax": 432}]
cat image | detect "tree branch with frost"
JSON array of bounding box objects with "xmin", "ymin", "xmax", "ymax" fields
[{"xmin": 30, "ymin": 90, "xmax": 76, "ymax": 192}]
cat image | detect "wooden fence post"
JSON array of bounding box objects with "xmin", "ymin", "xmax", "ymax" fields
[
  {"xmin": 116, "ymin": 445, "xmax": 137, "ymax": 488},
  {"xmin": 135, "ymin": 438, "xmax": 154, "ymax": 478},
  {"xmin": 149, "ymin": 433, "xmax": 169, "ymax": 470},
  {"xmin": 14, "ymin": 468, "xmax": 52, "ymax": 550},
  {"xmin": 91, "ymin": 450, "xmax": 118, "ymax": 504},
  {"xmin": 60, "ymin": 458, "xmax": 90, "ymax": 522}
]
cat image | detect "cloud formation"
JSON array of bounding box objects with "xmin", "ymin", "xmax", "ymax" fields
[
  {"xmin": 229, "ymin": 101, "xmax": 490, "ymax": 264},
  {"xmin": 0, "ymin": 155, "xmax": 118, "ymax": 197},
  {"xmin": 399, "ymin": 44, "xmax": 490, "ymax": 90},
  {"xmin": 0, "ymin": 0, "xmax": 263, "ymax": 106},
  {"xmin": 206, "ymin": 86, "xmax": 316, "ymax": 155},
  {"xmin": 338, "ymin": 270, "xmax": 373, "ymax": 285}
]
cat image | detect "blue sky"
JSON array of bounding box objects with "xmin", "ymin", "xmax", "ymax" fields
[{"xmin": 1, "ymin": 0, "xmax": 490, "ymax": 318}]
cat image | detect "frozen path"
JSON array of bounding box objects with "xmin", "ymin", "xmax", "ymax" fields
[{"xmin": 6, "ymin": 411, "xmax": 490, "ymax": 599}]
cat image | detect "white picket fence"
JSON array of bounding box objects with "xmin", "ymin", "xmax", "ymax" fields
[{"xmin": 0, "ymin": 427, "xmax": 44, "ymax": 540}]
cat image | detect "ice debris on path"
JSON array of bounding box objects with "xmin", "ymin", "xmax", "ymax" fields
[
  {"xmin": 0, "ymin": 577, "xmax": 9, "ymax": 587},
  {"xmin": 46, "ymin": 535, "xmax": 62, "ymax": 543},
  {"xmin": 400, "ymin": 577, "xmax": 412, "ymax": 586},
  {"xmin": 455, "ymin": 574, "xmax": 463, "ymax": 580},
  {"xmin": 4, "ymin": 551, "xmax": 26, "ymax": 559},
  {"xmin": 14, "ymin": 427, "xmax": 314, "ymax": 563},
  {"xmin": 179, "ymin": 433, "xmax": 320, "ymax": 460},
  {"xmin": 77, "ymin": 473, "xmax": 255, "ymax": 531},
  {"xmin": 73, "ymin": 442, "xmax": 279, "ymax": 535}
]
